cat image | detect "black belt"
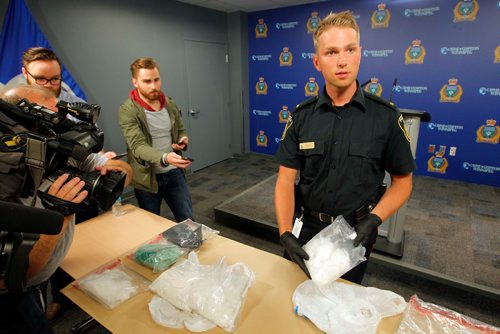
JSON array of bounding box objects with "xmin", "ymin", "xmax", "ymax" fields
[{"xmin": 307, "ymin": 203, "xmax": 376, "ymax": 225}]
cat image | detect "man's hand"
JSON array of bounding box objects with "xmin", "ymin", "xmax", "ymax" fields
[
  {"xmin": 165, "ymin": 151, "xmax": 192, "ymax": 169},
  {"xmin": 172, "ymin": 136, "xmax": 189, "ymax": 151},
  {"xmin": 280, "ymin": 232, "xmax": 311, "ymax": 278},
  {"xmin": 48, "ymin": 173, "xmax": 88, "ymax": 203},
  {"xmin": 99, "ymin": 150, "xmax": 117, "ymax": 159},
  {"xmin": 353, "ymin": 213, "xmax": 382, "ymax": 247}
]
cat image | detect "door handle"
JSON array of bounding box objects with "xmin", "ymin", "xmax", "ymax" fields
[{"xmin": 189, "ymin": 109, "xmax": 201, "ymax": 116}]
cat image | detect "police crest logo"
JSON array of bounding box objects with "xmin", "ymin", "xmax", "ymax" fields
[
  {"xmin": 495, "ymin": 45, "xmax": 500, "ymax": 63},
  {"xmin": 307, "ymin": 12, "xmax": 321, "ymax": 34},
  {"xmin": 371, "ymin": 3, "xmax": 391, "ymax": 29},
  {"xmin": 256, "ymin": 77, "xmax": 268, "ymax": 95},
  {"xmin": 304, "ymin": 77, "xmax": 319, "ymax": 96},
  {"xmin": 256, "ymin": 130, "xmax": 268, "ymax": 147},
  {"xmin": 440, "ymin": 78, "xmax": 463, "ymax": 103},
  {"xmin": 427, "ymin": 146, "xmax": 449, "ymax": 174},
  {"xmin": 405, "ymin": 40, "xmax": 426, "ymax": 64},
  {"xmin": 279, "ymin": 47, "xmax": 293, "ymax": 66},
  {"xmin": 255, "ymin": 18, "xmax": 268, "ymax": 38},
  {"xmin": 453, "ymin": 0, "xmax": 479, "ymax": 22},
  {"xmin": 364, "ymin": 77, "xmax": 383, "ymax": 96},
  {"xmin": 476, "ymin": 119, "xmax": 500, "ymax": 144},
  {"xmin": 278, "ymin": 105, "xmax": 290, "ymax": 123}
]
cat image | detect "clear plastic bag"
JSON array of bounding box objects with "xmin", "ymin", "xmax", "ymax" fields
[
  {"xmin": 162, "ymin": 219, "xmax": 219, "ymax": 250},
  {"xmin": 149, "ymin": 251, "xmax": 255, "ymax": 333},
  {"xmin": 74, "ymin": 259, "xmax": 148, "ymax": 309},
  {"xmin": 396, "ymin": 295, "xmax": 500, "ymax": 334},
  {"xmin": 293, "ymin": 280, "xmax": 406, "ymax": 334},
  {"xmin": 303, "ymin": 215, "xmax": 366, "ymax": 285},
  {"xmin": 131, "ymin": 234, "xmax": 185, "ymax": 272}
]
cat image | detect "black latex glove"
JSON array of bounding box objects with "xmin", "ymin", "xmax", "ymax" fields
[
  {"xmin": 280, "ymin": 231, "xmax": 311, "ymax": 278},
  {"xmin": 353, "ymin": 213, "xmax": 382, "ymax": 247}
]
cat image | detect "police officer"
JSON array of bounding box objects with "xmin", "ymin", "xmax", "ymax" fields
[{"xmin": 274, "ymin": 11, "xmax": 415, "ymax": 284}]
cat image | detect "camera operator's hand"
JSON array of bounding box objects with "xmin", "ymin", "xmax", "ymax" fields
[
  {"xmin": 48, "ymin": 173, "xmax": 88, "ymax": 204},
  {"xmin": 172, "ymin": 136, "xmax": 189, "ymax": 151},
  {"xmin": 164, "ymin": 151, "xmax": 191, "ymax": 169}
]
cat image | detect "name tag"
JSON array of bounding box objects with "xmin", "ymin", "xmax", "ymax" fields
[
  {"xmin": 299, "ymin": 142, "xmax": 315, "ymax": 150},
  {"xmin": 292, "ymin": 217, "xmax": 303, "ymax": 238}
]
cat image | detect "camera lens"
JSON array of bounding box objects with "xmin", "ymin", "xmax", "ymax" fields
[{"xmin": 77, "ymin": 171, "xmax": 126, "ymax": 211}]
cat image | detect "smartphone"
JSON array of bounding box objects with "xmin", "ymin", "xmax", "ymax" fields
[
  {"xmin": 182, "ymin": 157, "xmax": 194, "ymax": 162},
  {"xmin": 112, "ymin": 152, "xmax": 128, "ymax": 159}
]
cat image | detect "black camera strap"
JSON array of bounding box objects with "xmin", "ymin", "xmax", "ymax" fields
[
  {"xmin": 25, "ymin": 135, "xmax": 47, "ymax": 207},
  {"xmin": 37, "ymin": 191, "xmax": 79, "ymax": 216}
]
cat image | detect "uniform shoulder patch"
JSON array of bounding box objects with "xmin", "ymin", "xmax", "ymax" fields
[
  {"xmin": 365, "ymin": 92, "xmax": 398, "ymax": 112},
  {"xmin": 293, "ymin": 95, "xmax": 319, "ymax": 112}
]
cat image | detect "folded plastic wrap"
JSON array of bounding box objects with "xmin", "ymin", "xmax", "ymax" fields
[
  {"xmin": 303, "ymin": 215, "xmax": 366, "ymax": 285},
  {"xmin": 74, "ymin": 259, "xmax": 148, "ymax": 309},
  {"xmin": 396, "ymin": 295, "xmax": 500, "ymax": 334},
  {"xmin": 293, "ymin": 280, "xmax": 406, "ymax": 333},
  {"xmin": 149, "ymin": 252, "xmax": 255, "ymax": 333},
  {"xmin": 149, "ymin": 295, "xmax": 216, "ymax": 332},
  {"xmin": 162, "ymin": 219, "xmax": 219, "ymax": 250}
]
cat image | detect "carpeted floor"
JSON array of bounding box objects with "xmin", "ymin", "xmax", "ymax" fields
[{"xmin": 52, "ymin": 153, "xmax": 500, "ymax": 333}]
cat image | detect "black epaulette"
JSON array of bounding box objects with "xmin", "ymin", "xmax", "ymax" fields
[
  {"xmin": 365, "ymin": 92, "xmax": 398, "ymax": 112},
  {"xmin": 293, "ymin": 95, "xmax": 319, "ymax": 112}
]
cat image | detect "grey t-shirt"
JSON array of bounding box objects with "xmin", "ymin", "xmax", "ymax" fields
[{"xmin": 145, "ymin": 108, "xmax": 176, "ymax": 174}]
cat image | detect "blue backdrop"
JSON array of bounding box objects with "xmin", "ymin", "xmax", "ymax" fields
[{"xmin": 248, "ymin": 0, "xmax": 499, "ymax": 187}]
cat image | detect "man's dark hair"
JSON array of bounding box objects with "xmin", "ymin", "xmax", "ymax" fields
[{"xmin": 22, "ymin": 47, "xmax": 62, "ymax": 69}]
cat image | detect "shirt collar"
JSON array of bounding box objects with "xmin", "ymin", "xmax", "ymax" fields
[{"xmin": 314, "ymin": 81, "xmax": 367, "ymax": 112}]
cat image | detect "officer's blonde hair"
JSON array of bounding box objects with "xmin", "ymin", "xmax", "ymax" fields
[{"xmin": 313, "ymin": 11, "xmax": 360, "ymax": 51}]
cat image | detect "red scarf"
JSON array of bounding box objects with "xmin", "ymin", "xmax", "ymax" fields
[{"xmin": 129, "ymin": 89, "xmax": 167, "ymax": 111}]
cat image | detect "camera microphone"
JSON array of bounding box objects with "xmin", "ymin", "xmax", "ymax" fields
[{"xmin": 0, "ymin": 201, "xmax": 63, "ymax": 235}]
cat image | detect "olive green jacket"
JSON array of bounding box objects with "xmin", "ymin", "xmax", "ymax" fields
[{"xmin": 118, "ymin": 97, "xmax": 187, "ymax": 193}]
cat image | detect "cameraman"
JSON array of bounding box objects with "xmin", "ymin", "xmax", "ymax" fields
[{"xmin": 0, "ymin": 85, "xmax": 130, "ymax": 334}]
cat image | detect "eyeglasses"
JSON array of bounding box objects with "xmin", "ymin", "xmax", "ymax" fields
[{"xmin": 24, "ymin": 68, "xmax": 62, "ymax": 85}]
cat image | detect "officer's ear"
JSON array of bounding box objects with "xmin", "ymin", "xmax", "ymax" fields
[{"xmin": 312, "ymin": 54, "xmax": 321, "ymax": 72}]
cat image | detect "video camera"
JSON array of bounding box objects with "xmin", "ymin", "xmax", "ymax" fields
[{"xmin": 0, "ymin": 98, "xmax": 125, "ymax": 213}]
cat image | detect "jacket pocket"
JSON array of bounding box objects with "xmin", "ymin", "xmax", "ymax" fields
[{"xmin": 0, "ymin": 152, "xmax": 27, "ymax": 200}]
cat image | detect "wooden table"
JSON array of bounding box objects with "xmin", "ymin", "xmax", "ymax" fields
[{"xmin": 61, "ymin": 204, "xmax": 402, "ymax": 333}]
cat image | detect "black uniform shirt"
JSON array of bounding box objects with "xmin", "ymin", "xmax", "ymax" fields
[{"xmin": 276, "ymin": 82, "xmax": 416, "ymax": 217}]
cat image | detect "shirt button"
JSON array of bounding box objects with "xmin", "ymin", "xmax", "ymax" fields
[
  {"xmin": 337, "ymin": 115, "xmax": 342, "ymax": 120},
  {"xmin": 334, "ymin": 141, "xmax": 338, "ymax": 145}
]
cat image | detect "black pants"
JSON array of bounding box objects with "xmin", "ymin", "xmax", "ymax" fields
[{"xmin": 285, "ymin": 213, "xmax": 377, "ymax": 285}]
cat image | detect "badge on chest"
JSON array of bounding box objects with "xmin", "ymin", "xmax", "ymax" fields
[{"xmin": 299, "ymin": 142, "xmax": 315, "ymax": 150}]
